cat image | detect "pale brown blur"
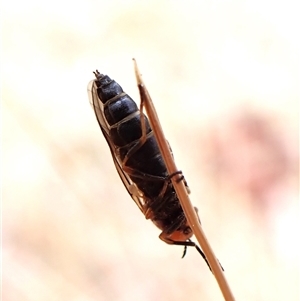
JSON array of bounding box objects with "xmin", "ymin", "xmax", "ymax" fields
[{"xmin": 2, "ymin": 1, "xmax": 299, "ymax": 300}]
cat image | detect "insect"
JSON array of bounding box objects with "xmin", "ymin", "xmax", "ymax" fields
[{"xmin": 87, "ymin": 64, "xmax": 210, "ymax": 269}]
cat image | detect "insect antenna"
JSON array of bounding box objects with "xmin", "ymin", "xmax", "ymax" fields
[{"xmin": 194, "ymin": 243, "xmax": 212, "ymax": 271}]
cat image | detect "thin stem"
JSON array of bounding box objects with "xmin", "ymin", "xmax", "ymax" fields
[{"xmin": 133, "ymin": 58, "xmax": 236, "ymax": 301}]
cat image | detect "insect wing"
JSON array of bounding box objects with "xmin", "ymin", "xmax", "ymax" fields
[
  {"xmin": 87, "ymin": 80, "xmax": 146, "ymax": 214},
  {"xmin": 87, "ymin": 79, "xmax": 109, "ymax": 133}
]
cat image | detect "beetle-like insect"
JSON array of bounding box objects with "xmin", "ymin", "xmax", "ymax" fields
[{"xmin": 88, "ymin": 66, "xmax": 210, "ymax": 268}]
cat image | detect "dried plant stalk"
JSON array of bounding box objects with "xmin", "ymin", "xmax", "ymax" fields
[{"xmin": 133, "ymin": 58, "xmax": 236, "ymax": 301}]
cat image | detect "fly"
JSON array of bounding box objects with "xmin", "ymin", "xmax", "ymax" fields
[{"xmin": 87, "ymin": 65, "xmax": 211, "ymax": 270}]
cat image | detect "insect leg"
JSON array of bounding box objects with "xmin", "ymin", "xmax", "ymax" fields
[
  {"xmin": 122, "ymin": 165, "xmax": 166, "ymax": 182},
  {"xmin": 121, "ymin": 138, "xmax": 147, "ymax": 167},
  {"xmin": 142, "ymin": 172, "xmax": 190, "ymax": 220},
  {"xmin": 143, "ymin": 172, "xmax": 188, "ymax": 219},
  {"xmin": 122, "ymin": 165, "xmax": 171, "ymax": 220},
  {"xmin": 184, "ymin": 240, "xmax": 224, "ymax": 272},
  {"xmin": 144, "ymin": 179, "xmax": 171, "ymax": 219},
  {"xmin": 119, "ymin": 169, "xmax": 188, "ymax": 220},
  {"xmin": 167, "ymin": 170, "xmax": 190, "ymax": 194},
  {"xmin": 159, "ymin": 233, "xmax": 212, "ymax": 271}
]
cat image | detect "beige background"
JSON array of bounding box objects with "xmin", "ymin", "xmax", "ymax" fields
[{"xmin": 2, "ymin": 0, "xmax": 299, "ymax": 300}]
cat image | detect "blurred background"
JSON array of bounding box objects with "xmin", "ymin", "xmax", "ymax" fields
[{"xmin": 2, "ymin": 0, "xmax": 299, "ymax": 300}]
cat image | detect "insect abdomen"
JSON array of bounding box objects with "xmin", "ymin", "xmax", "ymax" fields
[{"xmin": 95, "ymin": 75, "xmax": 168, "ymax": 199}]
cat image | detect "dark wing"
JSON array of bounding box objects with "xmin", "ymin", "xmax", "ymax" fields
[{"xmin": 87, "ymin": 80, "xmax": 146, "ymax": 214}]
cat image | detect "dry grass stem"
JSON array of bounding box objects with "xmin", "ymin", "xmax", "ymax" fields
[{"xmin": 133, "ymin": 58, "xmax": 236, "ymax": 301}]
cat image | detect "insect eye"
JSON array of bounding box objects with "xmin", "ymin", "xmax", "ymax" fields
[{"xmin": 183, "ymin": 227, "xmax": 192, "ymax": 235}]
